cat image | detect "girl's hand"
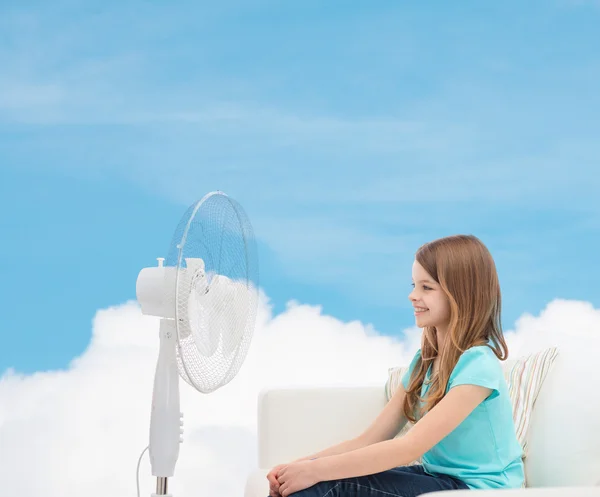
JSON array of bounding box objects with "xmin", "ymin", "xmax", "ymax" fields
[
  {"xmin": 276, "ymin": 460, "xmax": 321, "ymax": 497},
  {"xmin": 267, "ymin": 464, "xmax": 286, "ymax": 497}
]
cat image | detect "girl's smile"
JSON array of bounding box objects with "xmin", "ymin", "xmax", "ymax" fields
[{"xmin": 409, "ymin": 261, "xmax": 450, "ymax": 333}]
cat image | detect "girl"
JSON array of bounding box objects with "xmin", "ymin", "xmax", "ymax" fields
[{"xmin": 267, "ymin": 234, "xmax": 524, "ymax": 497}]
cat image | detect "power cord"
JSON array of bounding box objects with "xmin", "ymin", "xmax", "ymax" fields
[{"xmin": 136, "ymin": 445, "xmax": 149, "ymax": 497}]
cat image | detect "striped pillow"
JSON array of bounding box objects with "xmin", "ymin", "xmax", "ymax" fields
[
  {"xmin": 503, "ymin": 346, "xmax": 559, "ymax": 456},
  {"xmin": 385, "ymin": 347, "xmax": 559, "ymax": 465}
]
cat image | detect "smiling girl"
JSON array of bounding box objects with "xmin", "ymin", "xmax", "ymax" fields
[{"xmin": 267, "ymin": 234, "xmax": 524, "ymax": 496}]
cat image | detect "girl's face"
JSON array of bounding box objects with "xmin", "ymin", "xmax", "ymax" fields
[{"xmin": 409, "ymin": 260, "xmax": 451, "ymax": 332}]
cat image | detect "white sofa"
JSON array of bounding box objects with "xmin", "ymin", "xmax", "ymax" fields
[{"xmin": 244, "ymin": 351, "xmax": 600, "ymax": 496}]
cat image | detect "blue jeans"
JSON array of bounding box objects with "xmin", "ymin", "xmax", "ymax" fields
[{"xmin": 284, "ymin": 465, "xmax": 469, "ymax": 497}]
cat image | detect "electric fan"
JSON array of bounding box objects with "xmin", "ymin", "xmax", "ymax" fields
[{"xmin": 135, "ymin": 191, "xmax": 259, "ymax": 497}]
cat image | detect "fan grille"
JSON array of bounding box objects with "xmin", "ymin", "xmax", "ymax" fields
[{"xmin": 165, "ymin": 192, "xmax": 259, "ymax": 393}]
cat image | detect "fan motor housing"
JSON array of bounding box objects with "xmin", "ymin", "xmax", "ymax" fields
[{"xmin": 136, "ymin": 266, "xmax": 177, "ymax": 319}]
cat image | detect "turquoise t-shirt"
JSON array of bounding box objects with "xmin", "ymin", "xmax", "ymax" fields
[{"xmin": 401, "ymin": 345, "xmax": 525, "ymax": 490}]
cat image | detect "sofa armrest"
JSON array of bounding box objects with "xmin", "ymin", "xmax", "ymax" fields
[{"xmin": 257, "ymin": 385, "xmax": 386, "ymax": 469}]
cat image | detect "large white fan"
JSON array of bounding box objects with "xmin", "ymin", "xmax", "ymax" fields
[{"xmin": 135, "ymin": 191, "xmax": 259, "ymax": 496}]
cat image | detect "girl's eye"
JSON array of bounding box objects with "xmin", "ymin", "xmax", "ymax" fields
[{"xmin": 411, "ymin": 283, "xmax": 432, "ymax": 290}]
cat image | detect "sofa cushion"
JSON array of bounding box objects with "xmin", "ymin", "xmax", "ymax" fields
[
  {"xmin": 385, "ymin": 346, "xmax": 559, "ymax": 472},
  {"xmin": 523, "ymin": 345, "xmax": 600, "ymax": 487}
]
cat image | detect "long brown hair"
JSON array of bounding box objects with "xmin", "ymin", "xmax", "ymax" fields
[{"xmin": 402, "ymin": 234, "xmax": 508, "ymax": 423}]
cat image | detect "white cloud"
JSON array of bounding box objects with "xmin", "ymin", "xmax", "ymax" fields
[
  {"xmin": 503, "ymin": 298, "xmax": 600, "ymax": 357},
  {"xmin": 0, "ymin": 295, "xmax": 598, "ymax": 496}
]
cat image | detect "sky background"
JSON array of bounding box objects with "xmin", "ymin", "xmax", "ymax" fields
[
  {"xmin": 1, "ymin": 0, "xmax": 599, "ymax": 374},
  {"xmin": 0, "ymin": 1, "xmax": 599, "ymax": 495}
]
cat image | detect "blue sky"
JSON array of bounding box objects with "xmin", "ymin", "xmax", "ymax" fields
[{"xmin": 1, "ymin": 0, "xmax": 599, "ymax": 373}]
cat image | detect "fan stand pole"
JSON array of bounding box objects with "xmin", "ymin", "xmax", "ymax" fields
[
  {"xmin": 155, "ymin": 477, "xmax": 169, "ymax": 495},
  {"xmin": 149, "ymin": 319, "xmax": 181, "ymax": 497}
]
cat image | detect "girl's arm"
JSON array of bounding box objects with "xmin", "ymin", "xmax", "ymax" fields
[
  {"xmin": 291, "ymin": 438, "xmax": 367, "ymax": 463},
  {"xmin": 313, "ymin": 384, "xmax": 492, "ymax": 481}
]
